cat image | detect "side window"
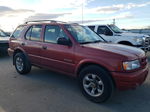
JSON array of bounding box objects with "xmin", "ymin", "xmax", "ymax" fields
[
  {"xmin": 12, "ymin": 25, "xmax": 26, "ymax": 38},
  {"xmin": 44, "ymin": 25, "xmax": 69, "ymax": 44},
  {"xmin": 0, "ymin": 30, "xmax": 7, "ymax": 37},
  {"xmin": 25, "ymin": 25, "xmax": 42, "ymax": 41},
  {"xmin": 88, "ymin": 26, "xmax": 95, "ymax": 31},
  {"xmin": 97, "ymin": 26, "xmax": 113, "ymax": 36}
]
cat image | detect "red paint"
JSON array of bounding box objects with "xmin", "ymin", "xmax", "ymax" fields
[{"xmin": 8, "ymin": 22, "xmax": 149, "ymax": 90}]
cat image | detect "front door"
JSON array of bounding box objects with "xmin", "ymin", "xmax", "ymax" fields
[
  {"xmin": 40, "ymin": 25, "xmax": 75, "ymax": 74},
  {"xmin": 97, "ymin": 26, "xmax": 114, "ymax": 43}
]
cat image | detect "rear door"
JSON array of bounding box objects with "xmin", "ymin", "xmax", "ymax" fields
[
  {"xmin": 23, "ymin": 25, "xmax": 43, "ymax": 65},
  {"xmin": 40, "ymin": 24, "xmax": 75, "ymax": 74}
]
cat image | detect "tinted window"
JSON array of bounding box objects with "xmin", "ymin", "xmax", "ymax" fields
[
  {"xmin": 12, "ymin": 25, "xmax": 25, "ymax": 38},
  {"xmin": 97, "ymin": 26, "xmax": 113, "ymax": 36},
  {"xmin": 88, "ymin": 26, "xmax": 95, "ymax": 31},
  {"xmin": 25, "ymin": 25, "xmax": 42, "ymax": 41},
  {"xmin": 44, "ymin": 25, "xmax": 69, "ymax": 43}
]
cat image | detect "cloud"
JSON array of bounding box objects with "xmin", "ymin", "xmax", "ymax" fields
[
  {"xmin": 25, "ymin": 13, "xmax": 72, "ymax": 21},
  {"xmin": 0, "ymin": 6, "xmax": 34, "ymax": 17},
  {"xmin": 69, "ymin": 12, "xmax": 133, "ymax": 24},
  {"xmin": 0, "ymin": 0, "xmax": 94, "ymax": 13},
  {"xmin": 96, "ymin": 2, "xmax": 150, "ymax": 14},
  {"xmin": 0, "ymin": 6, "xmax": 12, "ymax": 12}
]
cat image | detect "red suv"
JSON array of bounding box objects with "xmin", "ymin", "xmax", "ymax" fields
[{"xmin": 8, "ymin": 20, "xmax": 149, "ymax": 103}]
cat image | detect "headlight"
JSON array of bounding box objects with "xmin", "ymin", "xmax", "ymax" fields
[
  {"xmin": 123, "ymin": 60, "xmax": 140, "ymax": 70},
  {"xmin": 134, "ymin": 38, "xmax": 143, "ymax": 45}
]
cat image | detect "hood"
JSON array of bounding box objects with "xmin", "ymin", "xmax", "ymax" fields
[
  {"xmin": 82, "ymin": 42, "xmax": 145, "ymax": 60},
  {"xmin": 0, "ymin": 36, "xmax": 10, "ymax": 43},
  {"xmin": 120, "ymin": 32, "xmax": 149, "ymax": 37}
]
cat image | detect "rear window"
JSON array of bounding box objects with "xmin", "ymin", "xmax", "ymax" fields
[
  {"xmin": 0, "ymin": 29, "xmax": 7, "ymax": 37},
  {"xmin": 12, "ymin": 25, "xmax": 26, "ymax": 38},
  {"xmin": 88, "ymin": 26, "xmax": 95, "ymax": 31}
]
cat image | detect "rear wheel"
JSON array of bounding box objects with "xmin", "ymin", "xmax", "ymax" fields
[
  {"xmin": 79, "ymin": 65, "xmax": 114, "ymax": 103},
  {"xmin": 14, "ymin": 53, "xmax": 31, "ymax": 74}
]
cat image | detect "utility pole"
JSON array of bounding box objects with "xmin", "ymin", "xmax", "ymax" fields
[{"xmin": 113, "ymin": 19, "xmax": 115, "ymax": 25}]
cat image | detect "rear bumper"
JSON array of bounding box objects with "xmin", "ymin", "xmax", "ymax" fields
[
  {"xmin": 111, "ymin": 65, "xmax": 149, "ymax": 90},
  {"xmin": 8, "ymin": 48, "xmax": 14, "ymax": 57},
  {"xmin": 0, "ymin": 43, "xmax": 9, "ymax": 52}
]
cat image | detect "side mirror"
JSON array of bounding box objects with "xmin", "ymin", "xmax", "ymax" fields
[{"xmin": 57, "ymin": 37, "xmax": 72, "ymax": 46}]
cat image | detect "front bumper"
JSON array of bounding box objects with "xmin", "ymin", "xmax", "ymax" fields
[
  {"xmin": 138, "ymin": 45, "xmax": 150, "ymax": 51},
  {"xmin": 111, "ymin": 64, "xmax": 149, "ymax": 90}
]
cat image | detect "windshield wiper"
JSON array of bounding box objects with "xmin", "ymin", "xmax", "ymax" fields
[
  {"xmin": 80, "ymin": 41, "xmax": 94, "ymax": 44},
  {"xmin": 80, "ymin": 40, "xmax": 101, "ymax": 44}
]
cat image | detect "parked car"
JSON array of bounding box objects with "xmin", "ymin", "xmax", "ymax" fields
[
  {"xmin": 0, "ymin": 29, "xmax": 10, "ymax": 54},
  {"xmin": 8, "ymin": 20, "xmax": 149, "ymax": 103},
  {"xmin": 129, "ymin": 29, "xmax": 150, "ymax": 36},
  {"xmin": 88, "ymin": 24, "xmax": 150, "ymax": 51}
]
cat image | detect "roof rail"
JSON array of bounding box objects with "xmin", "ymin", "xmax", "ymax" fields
[{"xmin": 24, "ymin": 20, "xmax": 67, "ymax": 24}]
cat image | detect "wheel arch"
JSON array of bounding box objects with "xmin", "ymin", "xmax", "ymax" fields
[
  {"xmin": 76, "ymin": 61, "xmax": 116, "ymax": 88},
  {"xmin": 13, "ymin": 48, "xmax": 28, "ymax": 65}
]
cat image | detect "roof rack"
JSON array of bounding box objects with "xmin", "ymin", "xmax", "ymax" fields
[{"xmin": 24, "ymin": 20, "xmax": 67, "ymax": 24}]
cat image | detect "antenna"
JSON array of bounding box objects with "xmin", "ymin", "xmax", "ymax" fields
[{"xmin": 82, "ymin": 0, "xmax": 83, "ymax": 24}]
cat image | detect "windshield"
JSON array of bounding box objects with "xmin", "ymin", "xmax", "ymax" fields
[
  {"xmin": 65, "ymin": 25, "xmax": 104, "ymax": 44},
  {"xmin": 108, "ymin": 25, "xmax": 123, "ymax": 33},
  {"xmin": 0, "ymin": 30, "xmax": 7, "ymax": 37}
]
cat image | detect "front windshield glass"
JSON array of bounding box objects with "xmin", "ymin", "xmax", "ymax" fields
[
  {"xmin": 0, "ymin": 30, "xmax": 7, "ymax": 37},
  {"xmin": 108, "ymin": 25, "xmax": 123, "ymax": 33},
  {"xmin": 65, "ymin": 25, "xmax": 104, "ymax": 44}
]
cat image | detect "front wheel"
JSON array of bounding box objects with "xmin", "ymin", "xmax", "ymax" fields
[
  {"xmin": 79, "ymin": 65, "xmax": 114, "ymax": 103},
  {"xmin": 14, "ymin": 53, "xmax": 31, "ymax": 74}
]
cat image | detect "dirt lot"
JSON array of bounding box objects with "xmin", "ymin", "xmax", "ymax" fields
[{"xmin": 0, "ymin": 53, "xmax": 150, "ymax": 112}]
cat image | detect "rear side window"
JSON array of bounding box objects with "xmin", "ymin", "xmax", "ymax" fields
[
  {"xmin": 88, "ymin": 26, "xmax": 95, "ymax": 31},
  {"xmin": 25, "ymin": 25, "xmax": 42, "ymax": 41},
  {"xmin": 12, "ymin": 25, "xmax": 26, "ymax": 38}
]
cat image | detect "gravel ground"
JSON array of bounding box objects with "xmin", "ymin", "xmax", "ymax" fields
[{"xmin": 0, "ymin": 53, "xmax": 150, "ymax": 112}]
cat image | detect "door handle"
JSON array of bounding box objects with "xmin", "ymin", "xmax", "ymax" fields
[{"xmin": 42, "ymin": 46, "xmax": 47, "ymax": 50}]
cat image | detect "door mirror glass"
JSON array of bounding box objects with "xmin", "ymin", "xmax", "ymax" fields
[{"xmin": 57, "ymin": 37, "xmax": 71, "ymax": 46}]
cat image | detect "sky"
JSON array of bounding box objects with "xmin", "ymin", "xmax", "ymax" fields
[{"xmin": 0, "ymin": 0, "xmax": 150, "ymax": 32}]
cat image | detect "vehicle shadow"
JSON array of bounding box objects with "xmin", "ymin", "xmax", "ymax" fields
[
  {"xmin": 18, "ymin": 66, "xmax": 150, "ymax": 112},
  {"xmin": 0, "ymin": 52, "xmax": 9, "ymax": 58}
]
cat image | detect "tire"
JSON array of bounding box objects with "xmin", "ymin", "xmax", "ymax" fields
[
  {"xmin": 14, "ymin": 53, "xmax": 31, "ymax": 74},
  {"xmin": 79, "ymin": 65, "xmax": 114, "ymax": 103}
]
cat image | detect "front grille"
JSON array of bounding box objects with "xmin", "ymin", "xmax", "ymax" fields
[
  {"xmin": 140, "ymin": 57, "xmax": 147, "ymax": 67},
  {"xmin": 144, "ymin": 37, "xmax": 150, "ymax": 46}
]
